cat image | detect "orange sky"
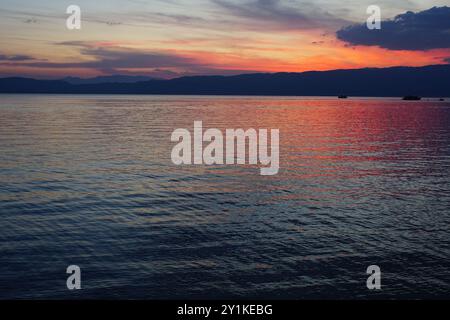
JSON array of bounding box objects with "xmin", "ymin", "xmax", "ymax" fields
[{"xmin": 0, "ymin": 0, "xmax": 449, "ymax": 78}]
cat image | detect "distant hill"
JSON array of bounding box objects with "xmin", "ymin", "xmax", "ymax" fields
[
  {"xmin": 1, "ymin": 64, "xmax": 449, "ymax": 97},
  {"xmin": 62, "ymin": 75, "xmax": 157, "ymax": 84}
]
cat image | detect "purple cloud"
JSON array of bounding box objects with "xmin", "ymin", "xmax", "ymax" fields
[
  {"xmin": 0, "ymin": 54, "xmax": 36, "ymax": 61},
  {"xmin": 337, "ymin": 6, "xmax": 450, "ymax": 51},
  {"xmin": 1, "ymin": 42, "xmax": 260, "ymax": 78},
  {"xmin": 213, "ymin": 0, "xmax": 349, "ymax": 30}
]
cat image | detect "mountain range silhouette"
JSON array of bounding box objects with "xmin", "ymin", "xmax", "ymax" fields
[{"xmin": 1, "ymin": 64, "xmax": 449, "ymax": 97}]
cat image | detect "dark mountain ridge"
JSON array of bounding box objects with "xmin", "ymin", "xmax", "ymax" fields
[
  {"xmin": 63, "ymin": 75, "xmax": 157, "ymax": 84},
  {"xmin": 1, "ymin": 64, "xmax": 449, "ymax": 97}
]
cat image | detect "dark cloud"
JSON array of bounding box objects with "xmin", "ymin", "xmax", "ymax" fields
[
  {"xmin": 337, "ymin": 6, "xmax": 450, "ymax": 51},
  {"xmin": 18, "ymin": 42, "xmax": 197, "ymax": 73},
  {"xmin": 2, "ymin": 42, "xmax": 259, "ymax": 78},
  {"xmin": 0, "ymin": 54, "xmax": 36, "ymax": 61},
  {"xmin": 78, "ymin": 48, "xmax": 194, "ymax": 70},
  {"xmin": 24, "ymin": 18, "xmax": 38, "ymax": 24},
  {"xmin": 213, "ymin": 0, "xmax": 348, "ymax": 30}
]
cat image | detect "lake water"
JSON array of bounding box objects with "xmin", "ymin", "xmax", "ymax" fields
[{"xmin": 0, "ymin": 95, "xmax": 449, "ymax": 299}]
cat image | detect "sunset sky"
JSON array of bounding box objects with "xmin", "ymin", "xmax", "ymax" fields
[{"xmin": 1, "ymin": 0, "xmax": 450, "ymax": 79}]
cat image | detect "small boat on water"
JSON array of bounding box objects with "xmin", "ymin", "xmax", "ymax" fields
[
  {"xmin": 439, "ymin": 98, "xmax": 445, "ymax": 101},
  {"xmin": 338, "ymin": 95, "xmax": 348, "ymax": 99},
  {"xmin": 402, "ymin": 96, "xmax": 421, "ymax": 101}
]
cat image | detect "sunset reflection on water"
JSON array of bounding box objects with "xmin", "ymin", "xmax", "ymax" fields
[{"xmin": 0, "ymin": 95, "xmax": 449, "ymax": 299}]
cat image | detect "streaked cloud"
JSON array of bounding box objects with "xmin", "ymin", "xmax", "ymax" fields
[
  {"xmin": 1, "ymin": 41, "xmax": 262, "ymax": 78},
  {"xmin": 0, "ymin": 53, "xmax": 36, "ymax": 61},
  {"xmin": 212, "ymin": 0, "xmax": 349, "ymax": 30},
  {"xmin": 10, "ymin": 42, "xmax": 200, "ymax": 72}
]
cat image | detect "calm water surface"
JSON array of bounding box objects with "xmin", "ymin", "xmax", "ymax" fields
[{"xmin": 0, "ymin": 95, "xmax": 449, "ymax": 299}]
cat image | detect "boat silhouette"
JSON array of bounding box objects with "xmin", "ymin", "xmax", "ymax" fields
[{"xmin": 402, "ymin": 96, "xmax": 421, "ymax": 101}]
